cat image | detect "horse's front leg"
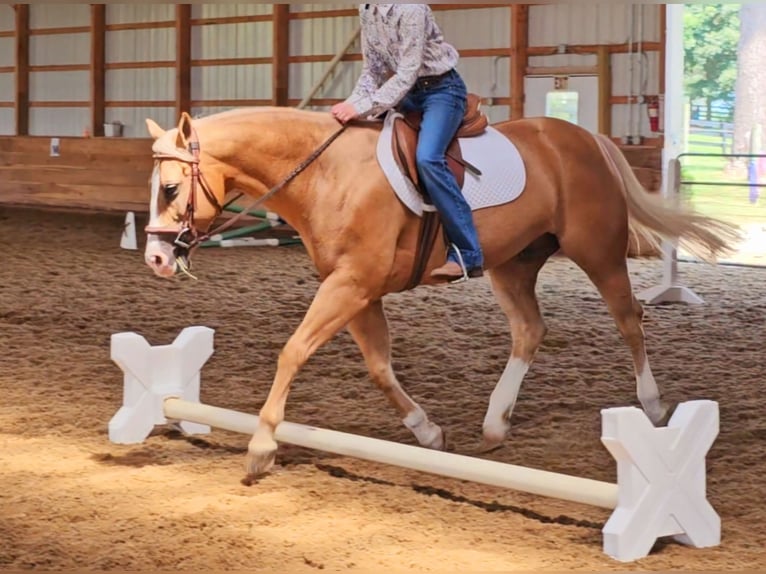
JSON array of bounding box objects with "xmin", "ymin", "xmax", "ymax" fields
[{"xmin": 246, "ymin": 270, "xmax": 370, "ymax": 478}]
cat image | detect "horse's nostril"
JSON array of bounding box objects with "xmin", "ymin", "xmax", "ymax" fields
[{"xmin": 149, "ymin": 254, "xmax": 166, "ymax": 267}]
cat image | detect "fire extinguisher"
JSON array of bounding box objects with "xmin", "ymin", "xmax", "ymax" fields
[{"xmin": 647, "ymin": 96, "xmax": 660, "ymax": 132}]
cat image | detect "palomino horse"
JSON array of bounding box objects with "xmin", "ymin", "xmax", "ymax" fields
[{"xmin": 143, "ymin": 107, "xmax": 738, "ymax": 479}]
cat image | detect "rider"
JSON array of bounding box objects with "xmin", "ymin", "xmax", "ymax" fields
[{"xmin": 331, "ymin": 4, "xmax": 484, "ymax": 282}]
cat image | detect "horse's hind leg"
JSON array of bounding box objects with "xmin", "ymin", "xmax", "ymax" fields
[
  {"xmin": 565, "ymin": 244, "xmax": 670, "ymax": 425},
  {"xmin": 346, "ymin": 299, "xmax": 445, "ymax": 450},
  {"xmin": 481, "ymin": 254, "xmax": 549, "ymax": 449}
]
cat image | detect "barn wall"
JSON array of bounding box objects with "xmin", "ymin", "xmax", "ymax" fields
[
  {"xmin": 0, "ymin": 3, "xmax": 663, "ymax": 137},
  {"xmin": 105, "ymin": 4, "xmax": 176, "ymax": 137},
  {"xmin": 0, "ymin": 7, "xmax": 13, "ymax": 135},
  {"xmin": 190, "ymin": 3, "xmax": 274, "ymax": 120},
  {"xmin": 0, "ymin": 3, "xmax": 664, "ymax": 226},
  {"xmin": 27, "ymin": 5, "xmax": 90, "ymax": 136}
]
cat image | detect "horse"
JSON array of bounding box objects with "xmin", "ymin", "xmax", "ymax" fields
[{"xmin": 142, "ymin": 105, "xmax": 740, "ymax": 480}]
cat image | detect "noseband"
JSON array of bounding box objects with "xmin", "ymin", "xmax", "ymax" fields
[{"xmin": 145, "ymin": 122, "xmax": 349, "ymax": 254}]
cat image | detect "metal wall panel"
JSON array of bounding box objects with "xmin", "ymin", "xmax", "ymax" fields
[
  {"xmin": 0, "ymin": 5, "xmax": 13, "ymax": 31},
  {"xmin": 0, "ymin": 38, "xmax": 12, "ymax": 68},
  {"xmin": 289, "ymin": 14, "xmax": 358, "ymax": 57},
  {"xmin": 612, "ymin": 104, "xmax": 655, "ymax": 140},
  {"xmin": 191, "ymin": 21, "xmax": 272, "ymax": 60},
  {"xmin": 27, "ymin": 29, "xmax": 90, "ymax": 135},
  {"xmin": 29, "ymin": 107, "xmax": 89, "ymax": 136},
  {"xmin": 107, "ymin": 106, "xmax": 175, "ymax": 138},
  {"xmin": 106, "ymin": 28, "xmax": 175, "ymax": 63},
  {"xmin": 0, "ymin": 109, "xmax": 14, "ymax": 136},
  {"xmin": 191, "ymin": 17, "xmax": 272, "ymax": 111},
  {"xmin": 30, "ymin": 70, "xmax": 89, "ymax": 102},
  {"xmin": 527, "ymin": 54, "xmax": 597, "ymax": 70},
  {"xmin": 612, "ymin": 51, "xmax": 661, "ymax": 98},
  {"xmin": 192, "ymin": 64, "xmax": 272, "ymax": 103},
  {"xmin": 106, "ymin": 68, "xmax": 174, "ymax": 101},
  {"xmin": 30, "ymin": 3, "xmax": 89, "ymax": 28},
  {"xmin": 529, "ymin": 4, "xmax": 660, "ymax": 46},
  {"xmin": 288, "ymin": 60, "xmax": 360, "ymax": 103},
  {"xmin": 105, "ymin": 68, "xmax": 174, "ymax": 137},
  {"xmin": 30, "ymin": 33, "xmax": 89, "ymax": 66},
  {"xmin": 0, "ymin": 73, "xmax": 12, "ymax": 102},
  {"xmin": 106, "ymin": 4, "xmax": 174, "ymax": 25},
  {"xmin": 191, "ymin": 4, "xmax": 272, "ymax": 19},
  {"xmin": 433, "ymin": 7, "xmax": 511, "ymax": 51}
]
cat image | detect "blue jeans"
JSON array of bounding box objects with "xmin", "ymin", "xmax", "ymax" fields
[{"xmin": 399, "ymin": 70, "xmax": 484, "ymax": 270}]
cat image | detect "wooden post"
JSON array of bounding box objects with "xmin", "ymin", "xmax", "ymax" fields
[
  {"xmin": 597, "ymin": 45, "xmax": 611, "ymax": 136},
  {"xmin": 175, "ymin": 4, "xmax": 191, "ymax": 118},
  {"xmin": 90, "ymin": 4, "xmax": 106, "ymax": 137},
  {"xmin": 659, "ymin": 4, "xmax": 666, "ymax": 97},
  {"xmin": 14, "ymin": 3, "xmax": 29, "ymax": 136},
  {"xmin": 272, "ymin": 4, "xmax": 290, "ymax": 106},
  {"xmin": 510, "ymin": 4, "xmax": 528, "ymax": 120}
]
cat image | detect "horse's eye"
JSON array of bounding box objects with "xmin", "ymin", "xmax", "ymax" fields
[{"xmin": 163, "ymin": 184, "xmax": 179, "ymax": 202}]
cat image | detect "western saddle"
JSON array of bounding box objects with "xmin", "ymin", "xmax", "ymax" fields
[{"xmin": 390, "ymin": 92, "xmax": 489, "ymax": 290}]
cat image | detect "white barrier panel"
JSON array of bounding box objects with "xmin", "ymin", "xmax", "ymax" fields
[
  {"xmin": 108, "ymin": 326, "xmax": 721, "ymax": 562},
  {"xmin": 120, "ymin": 211, "xmax": 138, "ymax": 251}
]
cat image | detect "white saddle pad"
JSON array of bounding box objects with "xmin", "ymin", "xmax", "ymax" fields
[{"xmin": 375, "ymin": 111, "xmax": 527, "ymax": 216}]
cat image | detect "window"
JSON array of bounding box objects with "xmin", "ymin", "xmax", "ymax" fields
[{"xmin": 545, "ymin": 90, "xmax": 580, "ymax": 125}]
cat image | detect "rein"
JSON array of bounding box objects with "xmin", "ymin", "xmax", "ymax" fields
[{"xmin": 147, "ymin": 122, "xmax": 349, "ymax": 253}]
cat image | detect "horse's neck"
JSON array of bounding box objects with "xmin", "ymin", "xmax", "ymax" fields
[{"xmin": 204, "ymin": 112, "xmax": 337, "ymax": 226}]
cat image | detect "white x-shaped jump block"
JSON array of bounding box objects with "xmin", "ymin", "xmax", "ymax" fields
[
  {"xmin": 601, "ymin": 400, "xmax": 720, "ymax": 562},
  {"xmin": 108, "ymin": 326, "xmax": 214, "ymax": 443},
  {"xmin": 107, "ymin": 327, "xmax": 721, "ymax": 563}
]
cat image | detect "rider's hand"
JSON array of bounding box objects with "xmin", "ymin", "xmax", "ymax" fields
[{"xmin": 331, "ymin": 102, "xmax": 359, "ymax": 124}]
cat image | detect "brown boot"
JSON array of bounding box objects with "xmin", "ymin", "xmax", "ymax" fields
[{"xmin": 430, "ymin": 261, "xmax": 484, "ymax": 281}]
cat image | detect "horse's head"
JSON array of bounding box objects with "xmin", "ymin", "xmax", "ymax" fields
[{"xmin": 143, "ymin": 112, "xmax": 225, "ymax": 278}]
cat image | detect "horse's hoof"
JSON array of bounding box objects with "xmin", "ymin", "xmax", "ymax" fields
[
  {"xmin": 245, "ymin": 438, "xmax": 277, "ymax": 479},
  {"xmin": 431, "ymin": 427, "xmax": 447, "ymax": 451},
  {"xmin": 652, "ymin": 401, "xmax": 676, "ymax": 427},
  {"xmin": 480, "ymin": 421, "xmax": 509, "ymax": 452},
  {"xmin": 476, "ymin": 436, "xmax": 506, "ymax": 455}
]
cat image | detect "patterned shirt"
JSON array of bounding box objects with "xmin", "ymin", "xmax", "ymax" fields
[{"xmin": 345, "ymin": 4, "xmax": 460, "ymax": 118}]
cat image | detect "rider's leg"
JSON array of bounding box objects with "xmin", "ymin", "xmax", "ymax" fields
[{"xmin": 412, "ymin": 73, "xmax": 484, "ymax": 280}]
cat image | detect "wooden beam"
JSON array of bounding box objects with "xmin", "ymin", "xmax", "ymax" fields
[
  {"xmin": 510, "ymin": 4, "xmax": 528, "ymax": 120},
  {"xmin": 272, "ymin": 4, "xmax": 290, "ymax": 106},
  {"xmin": 175, "ymin": 4, "xmax": 191, "ymax": 118},
  {"xmin": 526, "ymin": 65, "xmax": 598, "ymax": 76},
  {"xmin": 90, "ymin": 4, "xmax": 106, "ymax": 137},
  {"xmin": 527, "ymin": 42, "xmax": 661, "ymax": 56},
  {"xmin": 14, "ymin": 3, "xmax": 29, "ymax": 136},
  {"xmin": 597, "ymin": 45, "xmax": 611, "ymax": 135},
  {"xmin": 659, "ymin": 4, "xmax": 666, "ymax": 96}
]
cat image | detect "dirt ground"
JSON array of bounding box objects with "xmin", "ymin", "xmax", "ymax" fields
[{"xmin": 1, "ymin": 206, "xmax": 765, "ymax": 572}]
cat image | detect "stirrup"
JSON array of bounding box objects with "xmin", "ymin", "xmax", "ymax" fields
[{"xmin": 448, "ymin": 244, "xmax": 470, "ymax": 284}]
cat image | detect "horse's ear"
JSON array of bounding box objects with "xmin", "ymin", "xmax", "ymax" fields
[
  {"xmin": 175, "ymin": 112, "xmax": 194, "ymax": 149},
  {"xmin": 145, "ymin": 118, "xmax": 166, "ymax": 140}
]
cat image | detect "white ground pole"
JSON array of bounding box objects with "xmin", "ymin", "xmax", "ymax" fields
[
  {"xmin": 638, "ymin": 4, "xmax": 704, "ymax": 305},
  {"xmin": 108, "ymin": 326, "xmax": 721, "ymax": 563}
]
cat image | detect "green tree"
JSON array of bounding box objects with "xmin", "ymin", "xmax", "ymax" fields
[{"xmin": 684, "ymin": 4, "xmax": 740, "ymax": 118}]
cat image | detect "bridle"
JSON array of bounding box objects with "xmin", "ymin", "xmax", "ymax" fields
[
  {"xmin": 145, "ymin": 129, "xmax": 223, "ymax": 252},
  {"xmin": 145, "ymin": 121, "xmax": 349, "ymax": 257}
]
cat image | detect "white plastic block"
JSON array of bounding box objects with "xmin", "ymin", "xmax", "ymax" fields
[
  {"xmin": 120, "ymin": 211, "xmax": 138, "ymax": 250},
  {"xmin": 108, "ymin": 326, "xmax": 215, "ymax": 443},
  {"xmin": 600, "ymin": 400, "xmax": 720, "ymax": 562}
]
